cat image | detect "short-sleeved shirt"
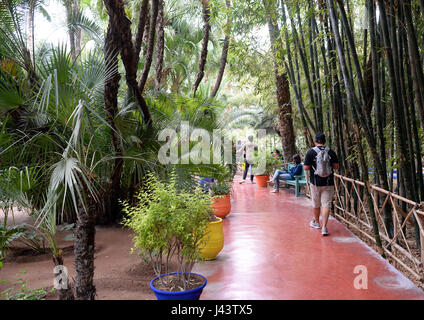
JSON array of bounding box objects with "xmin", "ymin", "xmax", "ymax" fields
[
  {"xmin": 243, "ymin": 142, "xmax": 258, "ymax": 164},
  {"xmin": 304, "ymin": 146, "xmax": 339, "ymax": 186}
]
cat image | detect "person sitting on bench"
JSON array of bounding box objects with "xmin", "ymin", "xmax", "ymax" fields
[{"xmin": 268, "ymin": 154, "xmax": 303, "ymax": 193}]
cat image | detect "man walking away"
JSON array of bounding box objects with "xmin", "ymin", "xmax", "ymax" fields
[
  {"xmin": 303, "ymin": 133, "xmax": 339, "ymax": 236},
  {"xmin": 239, "ymin": 135, "xmax": 258, "ymax": 184}
]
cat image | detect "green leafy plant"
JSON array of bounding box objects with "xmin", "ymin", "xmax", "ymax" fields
[
  {"xmin": 0, "ymin": 219, "xmax": 27, "ymax": 263},
  {"xmin": 266, "ymin": 154, "xmax": 283, "ymax": 175},
  {"xmin": 209, "ymin": 164, "xmax": 234, "ymax": 197},
  {"xmin": 17, "ymin": 226, "xmax": 46, "ymax": 254},
  {"xmin": 252, "ymin": 151, "xmax": 282, "ymax": 176},
  {"xmin": 122, "ymin": 173, "xmax": 213, "ymax": 291},
  {"xmin": 1, "ymin": 271, "xmax": 54, "ymax": 300},
  {"xmin": 210, "ymin": 180, "xmax": 231, "ymax": 196}
]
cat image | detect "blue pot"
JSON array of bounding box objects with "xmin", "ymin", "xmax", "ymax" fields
[{"xmin": 150, "ymin": 272, "xmax": 207, "ymax": 300}]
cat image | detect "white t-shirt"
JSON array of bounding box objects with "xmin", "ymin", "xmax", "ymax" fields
[{"xmin": 243, "ymin": 141, "xmax": 257, "ymax": 164}]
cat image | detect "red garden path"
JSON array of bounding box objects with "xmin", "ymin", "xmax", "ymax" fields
[{"xmin": 192, "ymin": 175, "xmax": 424, "ymax": 300}]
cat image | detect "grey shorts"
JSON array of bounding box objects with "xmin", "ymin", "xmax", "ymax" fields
[{"xmin": 310, "ymin": 184, "xmax": 334, "ymax": 208}]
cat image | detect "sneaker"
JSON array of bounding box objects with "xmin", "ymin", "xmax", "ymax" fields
[
  {"xmin": 250, "ymin": 180, "xmax": 256, "ymax": 184},
  {"xmin": 271, "ymin": 189, "xmax": 279, "ymax": 193},
  {"xmin": 309, "ymin": 220, "xmax": 321, "ymax": 229},
  {"xmin": 239, "ymin": 180, "xmax": 246, "ymax": 184},
  {"xmin": 321, "ymin": 227, "xmax": 329, "ymax": 236},
  {"xmin": 267, "ymin": 179, "xmax": 274, "ymax": 183}
]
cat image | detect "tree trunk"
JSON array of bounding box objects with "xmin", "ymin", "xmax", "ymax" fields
[
  {"xmin": 363, "ymin": 53, "xmax": 374, "ymax": 116},
  {"xmin": 192, "ymin": 0, "xmax": 211, "ymax": 97},
  {"xmin": 134, "ymin": 0, "xmax": 150, "ymax": 68},
  {"xmin": 377, "ymin": 0, "xmax": 414, "ymax": 204},
  {"xmin": 52, "ymin": 252, "xmax": 75, "ymax": 300},
  {"xmin": 27, "ymin": 0, "xmax": 35, "ymax": 66},
  {"xmin": 143, "ymin": 1, "xmax": 151, "ymax": 56},
  {"xmin": 368, "ymin": 0, "xmax": 387, "ymax": 186},
  {"xmin": 210, "ymin": 0, "xmax": 231, "ymax": 98},
  {"xmin": 74, "ymin": 0, "xmax": 82, "ymax": 59},
  {"xmin": 154, "ymin": 0, "xmax": 165, "ymax": 91},
  {"xmin": 264, "ymin": 0, "xmax": 297, "ymax": 161},
  {"xmin": 103, "ymin": 0, "xmax": 152, "ymax": 125},
  {"xmin": 276, "ymin": 72, "xmax": 297, "ymax": 160},
  {"xmin": 403, "ymin": 0, "xmax": 424, "ymax": 130},
  {"xmin": 100, "ymin": 22, "xmax": 123, "ymax": 225},
  {"xmin": 139, "ymin": 0, "xmax": 159, "ymax": 92},
  {"xmin": 74, "ymin": 200, "xmax": 96, "ymax": 300},
  {"xmin": 65, "ymin": 1, "xmax": 77, "ymax": 63}
]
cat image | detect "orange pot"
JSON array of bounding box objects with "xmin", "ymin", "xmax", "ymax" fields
[
  {"xmin": 211, "ymin": 194, "xmax": 231, "ymax": 218},
  {"xmin": 255, "ymin": 175, "xmax": 269, "ymax": 187}
]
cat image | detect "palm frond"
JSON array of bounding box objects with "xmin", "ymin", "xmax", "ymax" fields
[{"xmin": 66, "ymin": 8, "xmax": 103, "ymax": 44}]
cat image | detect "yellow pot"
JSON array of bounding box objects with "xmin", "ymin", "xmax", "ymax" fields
[{"xmin": 199, "ymin": 217, "xmax": 224, "ymax": 260}]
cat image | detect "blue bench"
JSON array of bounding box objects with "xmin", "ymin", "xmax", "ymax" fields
[{"xmin": 281, "ymin": 164, "xmax": 307, "ymax": 197}]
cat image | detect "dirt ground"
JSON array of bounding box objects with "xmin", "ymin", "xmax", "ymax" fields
[{"xmin": 0, "ymin": 209, "xmax": 163, "ymax": 300}]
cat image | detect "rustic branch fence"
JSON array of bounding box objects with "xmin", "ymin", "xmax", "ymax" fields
[{"xmin": 333, "ymin": 174, "xmax": 424, "ymax": 281}]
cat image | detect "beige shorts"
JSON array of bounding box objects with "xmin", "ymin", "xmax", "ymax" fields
[{"xmin": 310, "ymin": 184, "xmax": 334, "ymax": 208}]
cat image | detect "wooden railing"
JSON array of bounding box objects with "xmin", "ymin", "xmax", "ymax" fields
[{"xmin": 333, "ymin": 174, "xmax": 424, "ymax": 281}]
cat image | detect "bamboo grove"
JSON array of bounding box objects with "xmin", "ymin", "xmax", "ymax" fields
[{"xmin": 243, "ymin": 0, "xmax": 424, "ymax": 250}]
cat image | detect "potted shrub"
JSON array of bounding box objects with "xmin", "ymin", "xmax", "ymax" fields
[
  {"xmin": 253, "ymin": 152, "xmax": 281, "ymax": 187},
  {"xmin": 209, "ymin": 181, "xmax": 232, "ymax": 219},
  {"xmin": 122, "ymin": 174, "xmax": 212, "ymax": 300}
]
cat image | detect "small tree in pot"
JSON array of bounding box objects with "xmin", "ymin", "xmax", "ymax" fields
[{"xmin": 122, "ymin": 173, "xmax": 212, "ymax": 299}]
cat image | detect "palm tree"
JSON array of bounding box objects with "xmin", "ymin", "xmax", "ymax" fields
[
  {"xmin": 1, "ymin": 1, "xmax": 114, "ymax": 296},
  {"xmin": 163, "ymin": 18, "xmax": 203, "ymax": 93}
]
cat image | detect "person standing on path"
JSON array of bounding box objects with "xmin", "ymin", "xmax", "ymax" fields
[
  {"xmin": 303, "ymin": 132, "xmax": 339, "ymax": 236},
  {"xmin": 239, "ymin": 135, "xmax": 258, "ymax": 184}
]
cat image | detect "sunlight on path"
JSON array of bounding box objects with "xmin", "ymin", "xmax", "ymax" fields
[{"xmin": 193, "ymin": 174, "xmax": 424, "ymax": 300}]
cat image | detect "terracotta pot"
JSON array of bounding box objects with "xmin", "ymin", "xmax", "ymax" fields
[
  {"xmin": 255, "ymin": 175, "xmax": 269, "ymax": 187},
  {"xmin": 211, "ymin": 194, "xmax": 231, "ymax": 218},
  {"xmin": 199, "ymin": 217, "xmax": 224, "ymax": 260}
]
